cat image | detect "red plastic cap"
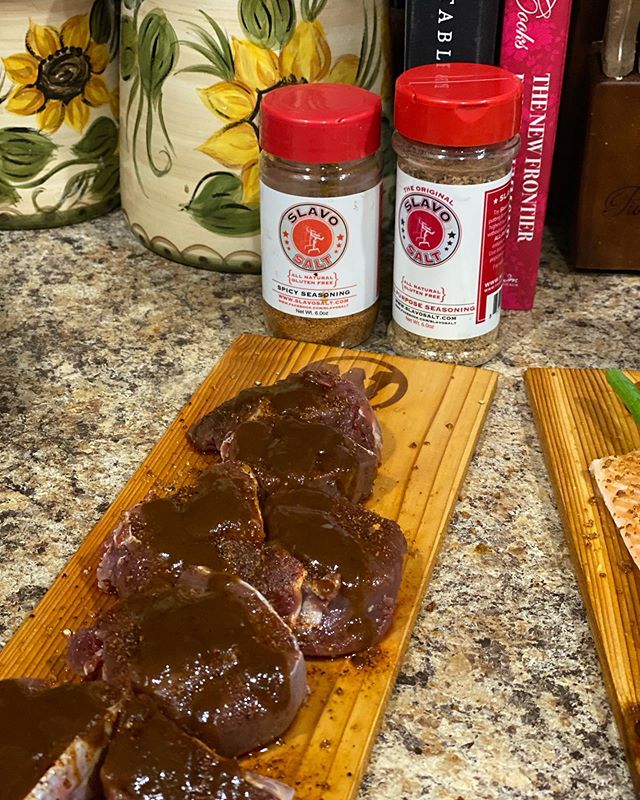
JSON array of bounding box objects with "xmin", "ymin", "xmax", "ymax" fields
[
  {"xmin": 395, "ymin": 63, "xmax": 523, "ymax": 148},
  {"xmin": 260, "ymin": 83, "xmax": 382, "ymax": 164}
]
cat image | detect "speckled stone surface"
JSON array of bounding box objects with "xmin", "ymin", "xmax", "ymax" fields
[{"xmin": 1, "ymin": 210, "xmax": 639, "ymax": 798}]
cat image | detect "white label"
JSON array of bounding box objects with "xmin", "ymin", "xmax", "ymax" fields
[
  {"xmin": 392, "ymin": 166, "xmax": 513, "ymax": 340},
  {"xmin": 260, "ymin": 182, "xmax": 381, "ymax": 319}
]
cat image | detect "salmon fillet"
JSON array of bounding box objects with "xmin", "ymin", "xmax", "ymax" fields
[{"xmin": 590, "ymin": 449, "xmax": 640, "ymax": 565}]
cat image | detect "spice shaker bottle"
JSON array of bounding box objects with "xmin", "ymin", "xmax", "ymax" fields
[
  {"xmin": 389, "ymin": 63, "xmax": 522, "ymax": 365},
  {"xmin": 260, "ymin": 84, "xmax": 383, "ymax": 347}
]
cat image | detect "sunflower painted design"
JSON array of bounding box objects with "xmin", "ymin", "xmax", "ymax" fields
[
  {"xmin": 195, "ymin": 40, "xmax": 273, "ymax": 205},
  {"xmin": 3, "ymin": 15, "xmax": 112, "ymax": 133},
  {"xmin": 181, "ymin": 0, "xmax": 385, "ymax": 237}
]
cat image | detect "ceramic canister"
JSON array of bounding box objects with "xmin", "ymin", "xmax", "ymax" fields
[
  {"xmin": 119, "ymin": 0, "xmax": 394, "ymax": 273},
  {"xmin": 0, "ymin": 0, "xmax": 120, "ymax": 229}
]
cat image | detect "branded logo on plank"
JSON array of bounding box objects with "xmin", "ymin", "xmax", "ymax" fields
[
  {"xmin": 280, "ymin": 203, "xmax": 348, "ymax": 272},
  {"xmin": 399, "ymin": 193, "xmax": 460, "ymax": 266}
]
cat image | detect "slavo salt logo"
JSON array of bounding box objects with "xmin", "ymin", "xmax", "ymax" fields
[
  {"xmin": 279, "ymin": 202, "xmax": 349, "ymax": 272},
  {"xmin": 398, "ymin": 192, "xmax": 460, "ymax": 267}
]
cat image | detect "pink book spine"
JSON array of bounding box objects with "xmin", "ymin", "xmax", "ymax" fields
[{"xmin": 499, "ymin": 0, "xmax": 573, "ymax": 310}]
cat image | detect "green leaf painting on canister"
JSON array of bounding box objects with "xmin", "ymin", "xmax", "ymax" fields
[
  {"xmin": 0, "ymin": 129, "xmax": 57, "ymax": 183},
  {"xmin": 125, "ymin": 8, "xmax": 179, "ymax": 189},
  {"xmin": 239, "ymin": 0, "xmax": 296, "ymax": 49},
  {"xmin": 72, "ymin": 115, "xmax": 119, "ymax": 160},
  {"xmin": 120, "ymin": 0, "xmax": 393, "ymax": 273},
  {"xmin": 0, "ymin": 0, "xmax": 120, "ymax": 229},
  {"xmin": 185, "ymin": 171, "xmax": 260, "ymax": 236},
  {"xmin": 120, "ymin": 15, "xmax": 138, "ymax": 81}
]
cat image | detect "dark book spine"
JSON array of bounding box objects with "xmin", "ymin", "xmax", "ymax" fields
[{"xmin": 404, "ymin": 0, "xmax": 502, "ymax": 69}]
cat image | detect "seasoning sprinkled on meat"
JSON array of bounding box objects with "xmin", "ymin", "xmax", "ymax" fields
[
  {"xmin": 189, "ymin": 364, "xmax": 382, "ymax": 462},
  {"xmin": 101, "ymin": 695, "xmax": 294, "ymax": 800},
  {"xmin": 97, "ymin": 462, "xmax": 264, "ymax": 597},
  {"xmin": 263, "ymin": 486, "xmax": 407, "ymax": 656},
  {"xmin": 68, "ymin": 574, "xmax": 307, "ymax": 758},
  {"xmin": 221, "ymin": 416, "xmax": 378, "ymax": 503}
]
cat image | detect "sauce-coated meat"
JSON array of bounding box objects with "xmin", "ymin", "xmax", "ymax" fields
[
  {"xmin": 68, "ymin": 574, "xmax": 307, "ymax": 758},
  {"xmin": 263, "ymin": 487, "xmax": 407, "ymax": 656},
  {"xmin": 221, "ymin": 417, "xmax": 378, "ymax": 503},
  {"xmin": 101, "ymin": 696, "xmax": 293, "ymax": 800},
  {"xmin": 189, "ymin": 364, "xmax": 382, "ymax": 462},
  {"xmin": 0, "ymin": 679, "xmax": 119, "ymax": 800},
  {"xmin": 97, "ymin": 463, "xmax": 264, "ymax": 597}
]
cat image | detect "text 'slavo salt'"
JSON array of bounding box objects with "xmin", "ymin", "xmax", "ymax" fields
[
  {"xmin": 389, "ymin": 63, "xmax": 522, "ymax": 366},
  {"xmin": 259, "ymin": 83, "xmax": 382, "ymax": 348}
]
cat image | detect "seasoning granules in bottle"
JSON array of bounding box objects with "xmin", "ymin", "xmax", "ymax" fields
[
  {"xmin": 259, "ymin": 84, "xmax": 382, "ymax": 347},
  {"xmin": 389, "ymin": 63, "xmax": 523, "ymax": 365}
]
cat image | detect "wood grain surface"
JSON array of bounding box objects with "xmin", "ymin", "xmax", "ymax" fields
[
  {"xmin": 526, "ymin": 367, "xmax": 640, "ymax": 795},
  {"xmin": 0, "ymin": 334, "xmax": 497, "ymax": 799}
]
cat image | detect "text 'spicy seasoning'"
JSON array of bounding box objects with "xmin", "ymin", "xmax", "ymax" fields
[
  {"xmin": 260, "ymin": 84, "xmax": 382, "ymax": 347},
  {"xmin": 389, "ymin": 63, "xmax": 522, "ymax": 365}
]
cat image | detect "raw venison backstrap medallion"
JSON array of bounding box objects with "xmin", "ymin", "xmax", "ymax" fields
[{"xmin": 68, "ymin": 575, "xmax": 308, "ymax": 759}]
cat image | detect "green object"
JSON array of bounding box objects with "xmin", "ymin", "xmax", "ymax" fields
[
  {"xmin": 0, "ymin": 180, "xmax": 19, "ymax": 205},
  {"xmin": 239, "ymin": 0, "xmax": 296, "ymax": 49},
  {"xmin": 185, "ymin": 170, "xmax": 260, "ymax": 236},
  {"xmin": 606, "ymin": 368, "xmax": 640, "ymax": 423},
  {"xmin": 89, "ymin": 0, "xmax": 119, "ymax": 54},
  {"xmin": 0, "ymin": 196, "xmax": 118, "ymax": 229},
  {"xmin": 72, "ymin": 117, "xmax": 119, "ymax": 161},
  {"xmin": 92, "ymin": 156, "xmax": 120, "ymax": 199},
  {"xmin": 0, "ymin": 129, "xmax": 57, "ymax": 184},
  {"xmin": 179, "ymin": 11, "xmax": 235, "ymax": 81},
  {"xmin": 121, "ymin": 16, "xmax": 138, "ymax": 81},
  {"xmin": 301, "ymin": 0, "xmax": 328, "ymax": 21},
  {"xmin": 138, "ymin": 10, "xmax": 178, "ymax": 103},
  {"xmin": 355, "ymin": 1, "xmax": 382, "ymax": 91},
  {"xmin": 127, "ymin": 8, "xmax": 179, "ymax": 186}
]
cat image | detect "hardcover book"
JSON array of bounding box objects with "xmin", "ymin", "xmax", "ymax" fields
[
  {"xmin": 499, "ymin": 0, "xmax": 573, "ymax": 310},
  {"xmin": 405, "ymin": 0, "xmax": 502, "ymax": 68}
]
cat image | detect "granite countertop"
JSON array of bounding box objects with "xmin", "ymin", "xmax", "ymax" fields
[{"xmin": 2, "ymin": 210, "xmax": 639, "ymax": 798}]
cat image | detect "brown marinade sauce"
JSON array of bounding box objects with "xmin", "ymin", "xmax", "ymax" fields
[
  {"xmin": 226, "ymin": 417, "xmax": 377, "ymax": 502},
  {"xmin": 135, "ymin": 589, "xmax": 288, "ymax": 710},
  {"xmin": 188, "ymin": 364, "xmax": 379, "ymax": 459},
  {"xmin": 115, "ymin": 575, "xmax": 301, "ymax": 756},
  {"xmin": 262, "ymin": 486, "xmax": 407, "ymax": 657},
  {"xmin": 132, "ymin": 465, "xmax": 262, "ymax": 573},
  {"xmin": 0, "ymin": 680, "xmax": 115, "ymax": 800},
  {"xmin": 101, "ymin": 696, "xmax": 277, "ymax": 799},
  {"xmin": 264, "ymin": 487, "xmax": 380, "ymax": 647},
  {"xmin": 267, "ymin": 490, "xmax": 372, "ymax": 587}
]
